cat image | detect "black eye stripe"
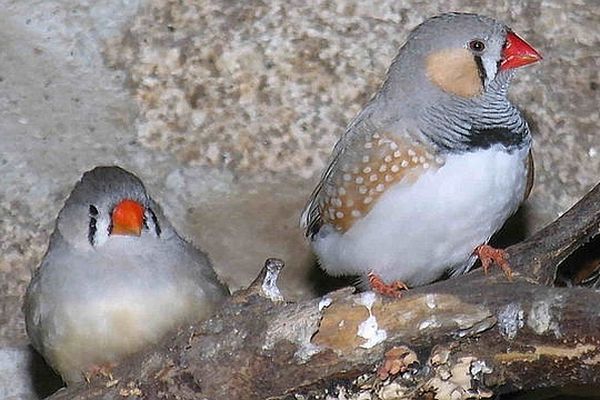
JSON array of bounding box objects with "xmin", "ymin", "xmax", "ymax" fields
[
  {"xmin": 149, "ymin": 208, "xmax": 161, "ymax": 237},
  {"xmin": 474, "ymin": 55, "xmax": 487, "ymax": 86},
  {"xmin": 88, "ymin": 205, "xmax": 98, "ymax": 246}
]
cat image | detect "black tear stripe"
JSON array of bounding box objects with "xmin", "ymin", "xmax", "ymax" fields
[
  {"xmin": 474, "ymin": 55, "xmax": 487, "ymax": 87},
  {"xmin": 88, "ymin": 218, "xmax": 97, "ymax": 245},
  {"xmin": 88, "ymin": 205, "xmax": 99, "ymax": 245},
  {"xmin": 467, "ymin": 126, "xmax": 524, "ymax": 150},
  {"xmin": 149, "ymin": 208, "xmax": 161, "ymax": 237}
]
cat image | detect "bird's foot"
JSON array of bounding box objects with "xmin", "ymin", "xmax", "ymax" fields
[
  {"xmin": 368, "ymin": 272, "xmax": 409, "ymax": 298},
  {"xmin": 83, "ymin": 363, "xmax": 116, "ymax": 384},
  {"xmin": 474, "ymin": 244, "xmax": 513, "ymax": 280}
]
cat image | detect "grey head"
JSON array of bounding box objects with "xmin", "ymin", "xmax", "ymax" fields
[
  {"xmin": 55, "ymin": 166, "xmax": 171, "ymax": 251},
  {"xmin": 382, "ymin": 13, "xmax": 508, "ymax": 101},
  {"xmin": 367, "ymin": 12, "xmax": 541, "ymax": 151}
]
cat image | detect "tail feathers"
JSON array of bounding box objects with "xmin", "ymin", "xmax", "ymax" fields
[{"xmin": 300, "ymin": 203, "xmax": 323, "ymax": 240}]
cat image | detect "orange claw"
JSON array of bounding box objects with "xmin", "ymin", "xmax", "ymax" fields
[
  {"xmin": 368, "ymin": 272, "xmax": 409, "ymax": 298},
  {"xmin": 474, "ymin": 244, "xmax": 513, "ymax": 280},
  {"xmin": 84, "ymin": 363, "xmax": 116, "ymax": 383}
]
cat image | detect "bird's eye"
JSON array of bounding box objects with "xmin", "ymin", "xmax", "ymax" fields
[{"xmin": 469, "ymin": 40, "xmax": 486, "ymax": 52}]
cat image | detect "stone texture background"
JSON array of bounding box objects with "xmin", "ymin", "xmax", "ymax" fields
[{"xmin": 0, "ymin": 0, "xmax": 598, "ymax": 398}]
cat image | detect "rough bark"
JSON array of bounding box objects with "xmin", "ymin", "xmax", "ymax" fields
[{"xmin": 48, "ymin": 182, "xmax": 600, "ymax": 400}]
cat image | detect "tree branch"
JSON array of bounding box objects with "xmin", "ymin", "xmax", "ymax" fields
[
  {"xmin": 48, "ymin": 182, "xmax": 600, "ymax": 400},
  {"xmin": 507, "ymin": 182, "xmax": 600, "ymax": 285}
]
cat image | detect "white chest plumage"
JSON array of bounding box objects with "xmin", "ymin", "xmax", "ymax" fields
[
  {"xmin": 312, "ymin": 144, "xmax": 530, "ymax": 287},
  {"xmin": 25, "ymin": 237, "xmax": 224, "ymax": 383}
]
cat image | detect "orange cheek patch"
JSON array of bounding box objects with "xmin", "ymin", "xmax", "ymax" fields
[
  {"xmin": 111, "ymin": 199, "xmax": 144, "ymax": 237},
  {"xmin": 320, "ymin": 133, "xmax": 444, "ymax": 233},
  {"xmin": 426, "ymin": 48, "xmax": 483, "ymax": 98}
]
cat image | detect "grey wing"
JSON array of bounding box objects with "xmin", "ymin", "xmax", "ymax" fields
[
  {"xmin": 523, "ymin": 149, "xmax": 534, "ymax": 202},
  {"xmin": 299, "ymin": 140, "xmax": 344, "ymax": 238},
  {"xmin": 300, "ymin": 116, "xmax": 380, "ymax": 238},
  {"xmin": 184, "ymin": 239, "xmax": 230, "ymax": 298},
  {"xmin": 22, "ymin": 231, "xmax": 70, "ymax": 357},
  {"xmin": 23, "ymin": 269, "xmax": 45, "ymax": 354}
]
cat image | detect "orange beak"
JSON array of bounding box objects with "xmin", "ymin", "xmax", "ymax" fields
[
  {"xmin": 111, "ymin": 199, "xmax": 144, "ymax": 237},
  {"xmin": 500, "ymin": 31, "xmax": 542, "ymax": 71}
]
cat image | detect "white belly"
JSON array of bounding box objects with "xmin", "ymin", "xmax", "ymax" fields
[
  {"xmin": 25, "ymin": 238, "xmax": 224, "ymax": 383},
  {"xmin": 313, "ymin": 145, "xmax": 529, "ymax": 287}
]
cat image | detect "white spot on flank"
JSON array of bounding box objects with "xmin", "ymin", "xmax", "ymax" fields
[
  {"xmin": 373, "ymin": 133, "xmax": 381, "ymax": 139},
  {"xmin": 364, "ymin": 196, "xmax": 373, "ymax": 204},
  {"xmin": 390, "ymin": 142, "xmax": 399, "ymax": 150},
  {"xmin": 338, "ymin": 187, "xmax": 347, "ymax": 196},
  {"xmin": 393, "ymin": 150, "xmax": 401, "ymax": 158},
  {"xmin": 384, "ymin": 155, "xmax": 393, "ymax": 163},
  {"xmin": 407, "ymin": 149, "xmax": 416, "ymax": 156},
  {"xmin": 379, "ymin": 165, "xmax": 388, "ymax": 172},
  {"xmin": 365, "ymin": 142, "xmax": 373, "ymax": 149},
  {"xmin": 362, "ymin": 155, "xmax": 370, "ymax": 163},
  {"xmin": 346, "ymin": 198, "xmax": 354, "ymax": 207},
  {"xmin": 335, "ymin": 211, "xmax": 345, "ymax": 219},
  {"xmin": 369, "ymin": 174, "xmax": 378, "ymax": 182},
  {"xmin": 332, "ymin": 198, "xmax": 342, "ymax": 207},
  {"xmin": 375, "ymin": 183, "xmax": 385, "ymax": 192},
  {"xmin": 391, "ymin": 165, "xmax": 400, "ymax": 173},
  {"xmin": 343, "ymin": 173, "xmax": 351, "ymax": 181},
  {"xmin": 423, "ymin": 163, "xmax": 430, "ymax": 169},
  {"xmin": 411, "ymin": 157, "xmax": 419, "ymax": 163},
  {"xmin": 356, "ymin": 176, "xmax": 364, "ymax": 184},
  {"xmin": 419, "ymin": 156, "xmax": 425, "ymax": 163},
  {"xmin": 401, "ymin": 160, "xmax": 409, "ymax": 167},
  {"xmin": 354, "ymin": 292, "xmax": 387, "ymax": 349},
  {"xmin": 351, "ymin": 210, "xmax": 362, "ymax": 217},
  {"xmin": 363, "ymin": 166, "xmax": 372, "ymax": 174},
  {"xmin": 359, "ymin": 185, "xmax": 368, "ymax": 194},
  {"xmin": 385, "ymin": 174, "xmax": 393, "ymax": 182}
]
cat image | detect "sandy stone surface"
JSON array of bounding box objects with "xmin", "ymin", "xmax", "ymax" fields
[{"xmin": 0, "ymin": 0, "xmax": 598, "ymax": 398}]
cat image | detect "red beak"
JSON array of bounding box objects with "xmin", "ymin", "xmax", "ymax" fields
[
  {"xmin": 500, "ymin": 31, "xmax": 542, "ymax": 71},
  {"xmin": 111, "ymin": 199, "xmax": 144, "ymax": 237}
]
